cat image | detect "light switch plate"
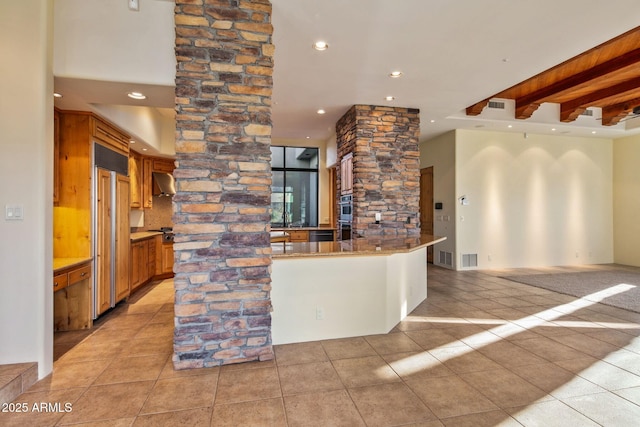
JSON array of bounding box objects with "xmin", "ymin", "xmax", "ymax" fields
[
  {"xmin": 128, "ymin": 0, "xmax": 139, "ymax": 11},
  {"xmin": 5, "ymin": 204, "xmax": 24, "ymax": 220}
]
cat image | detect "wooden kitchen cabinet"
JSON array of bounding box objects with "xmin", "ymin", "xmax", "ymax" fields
[
  {"xmin": 340, "ymin": 153, "xmax": 353, "ymax": 194},
  {"xmin": 53, "ymin": 261, "xmax": 92, "ymax": 331},
  {"xmin": 140, "ymin": 156, "xmax": 174, "ymax": 209},
  {"xmin": 130, "ymin": 236, "xmax": 159, "ymax": 292},
  {"xmin": 129, "ymin": 151, "xmax": 143, "ymax": 209},
  {"xmin": 92, "ymin": 116, "xmax": 130, "ymax": 156},
  {"xmin": 153, "ymin": 235, "xmax": 174, "ymax": 277},
  {"xmin": 288, "ymin": 230, "xmax": 309, "ymax": 242},
  {"xmin": 152, "ymin": 158, "xmax": 175, "ymax": 173},
  {"xmin": 142, "ymin": 157, "xmax": 153, "ymax": 209},
  {"xmin": 53, "ymin": 109, "xmax": 60, "ymax": 205},
  {"xmin": 130, "ymin": 240, "xmax": 147, "ymax": 291}
]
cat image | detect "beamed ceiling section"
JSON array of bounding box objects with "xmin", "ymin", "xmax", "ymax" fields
[{"xmin": 466, "ymin": 26, "xmax": 640, "ymax": 126}]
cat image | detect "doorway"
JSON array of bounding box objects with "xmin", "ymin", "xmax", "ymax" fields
[{"xmin": 420, "ymin": 167, "xmax": 434, "ymax": 263}]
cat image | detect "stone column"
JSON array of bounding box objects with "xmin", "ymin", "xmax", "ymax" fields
[
  {"xmin": 173, "ymin": 0, "xmax": 274, "ymax": 369},
  {"xmin": 336, "ymin": 105, "xmax": 421, "ymax": 237}
]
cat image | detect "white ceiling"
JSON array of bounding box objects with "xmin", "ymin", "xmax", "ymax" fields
[{"xmin": 54, "ymin": 0, "xmax": 640, "ymax": 144}]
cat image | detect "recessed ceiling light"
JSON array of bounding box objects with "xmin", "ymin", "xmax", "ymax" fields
[
  {"xmin": 129, "ymin": 140, "xmax": 136, "ymax": 144},
  {"xmin": 53, "ymin": 92, "xmax": 62, "ymax": 98},
  {"xmin": 317, "ymin": 109, "xmax": 326, "ymax": 115},
  {"xmin": 507, "ymin": 125, "xmax": 513, "ymax": 128},
  {"xmin": 142, "ymin": 148, "xmax": 148, "ymax": 151},
  {"xmin": 592, "ymin": 131, "xmax": 597, "ymax": 134},
  {"xmin": 127, "ymin": 91, "xmax": 146, "ymax": 100},
  {"xmin": 551, "ymin": 128, "xmax": 556, "ymax": 131},
  {"xmin": 389, "ymin": 71, "xmax": 403, "ymax": 78},
  {"xmin": 430, "ymin": 119, "xmax": 435, "ymax": 123},
  {"xmin": 385, "ymin": 96, "xmax": 395, "ymax": 101},
  {"xmin": 313, "ymin": 41, "xmax": 329, "ymax": 51},
  {"xmin": 306, "ymin": 136, "xmax": 310, "ymax": 139}
]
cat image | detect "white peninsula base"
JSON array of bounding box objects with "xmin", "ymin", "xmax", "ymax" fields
[{"xmin": 271, "ymin": 244, "xmax": 430, "ymax": 345}]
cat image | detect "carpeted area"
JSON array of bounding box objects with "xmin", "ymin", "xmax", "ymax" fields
[{"xmin": 501, "ymin": 270, "xmax": 640, "ymax": 313}]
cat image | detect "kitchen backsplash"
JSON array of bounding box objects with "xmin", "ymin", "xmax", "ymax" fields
[{"xmin": 130, "ymin": 195, "xmax": 173, "ymax": 231}]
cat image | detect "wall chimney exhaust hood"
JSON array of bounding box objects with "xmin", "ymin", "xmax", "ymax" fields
[{"xmin": 152, "ymin": 172, "xmax": 176, "ymax": 196}]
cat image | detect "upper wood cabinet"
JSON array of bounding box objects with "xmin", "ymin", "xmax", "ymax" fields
[
  {"xmin": 340, "ymin": 153, "xmax": 353, "ymax": 195},
  {"xmin": 129, "ymin": 151, "xmax": 143, "ymax": 209},
  {"xmin": 141, "ymin": 156, "xmax": 175, "ymax": 209},
  {"xmin": 53, "ymin": 109, "xmax": 60, "ymax": 205},
  {"xmin": 92, "ymin": 116, "xmax": 130, "ymax": 156}
]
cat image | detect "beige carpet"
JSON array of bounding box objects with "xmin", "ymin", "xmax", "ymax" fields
[{"xmin": 502, "ymin": 270, "xmax": 640, "ymax": 313}]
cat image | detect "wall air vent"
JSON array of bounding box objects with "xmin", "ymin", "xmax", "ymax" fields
[
  {"xmin": 488, "ymin": 101, "xmax": 505, "ymax": 109},
  {"xmin": 461, "ymin": 253, "xmax": 478, "ymax": 268},
  {"xmin": 581, "ymin": 109, "xmax": 594, "ymax": 117},
  {"xmin": 439, "ymin": 251, "xmax": 453, "ymax": 266}
]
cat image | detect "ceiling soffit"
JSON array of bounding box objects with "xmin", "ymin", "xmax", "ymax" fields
[{"xmin": 466, "ymin": 26, "xmax": 640, "ymax": 126}]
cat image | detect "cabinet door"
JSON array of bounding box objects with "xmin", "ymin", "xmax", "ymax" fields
[
  {"xmin": 129, "ymin": 151, "xmax": 142, "ymax": 209},
  {"xmin": 95, "ymin": 169, "xmax": 112, "ymax": 315},
  {"xmin": 161, "ymin": 243, "xmax": 174, "ymax": 274},
  {"xmin": 115, "ymin": 175, "xmax": 131, "ymax": 302},
  {"xmin": 53, "ymin": 110, "xmax": 60, "ymax": 204},
  {"xmin": 341, "ymin": 154, "xmax": 353, "ymax": 194},
  {"xmin": 142, "ymin": 158, "xmax": 153, "ymax": 208},
  {"xmin": 148, "ymin": 240, "xmax": 156, "ymax": 280},
  {"xmin": 130, "ymin": 242, "xmax": 142, "ymax": 290}
]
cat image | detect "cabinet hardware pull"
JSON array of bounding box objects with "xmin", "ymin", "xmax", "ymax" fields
[{"xmin": 80, "ymin": 272, "xmax": 86, "ymax": 277}]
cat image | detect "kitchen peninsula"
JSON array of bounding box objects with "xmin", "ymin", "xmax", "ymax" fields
[{"xmin": 270, "ymin": 234, "xmax": 445, "ymax": 344}]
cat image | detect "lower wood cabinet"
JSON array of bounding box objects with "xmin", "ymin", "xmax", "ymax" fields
[
  {"xmin": 53, "ymin": 261, "xmax": 93, "ymax": 331},
  {"xmin": 157, "ymin": 240, "xmax": 174, "ymax": 276},
  {"xmin": 130, "ymin": 235, "xmax": 174, "ymax": 292},
  {"xmin": 130, "ymin": 238, "xmax": 157, "ymax": 292}
]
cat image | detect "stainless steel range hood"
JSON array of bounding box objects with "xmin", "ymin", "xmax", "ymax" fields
[{"xmin": 152, "ymin": 172, "xmax": 176, "ymax": 196}]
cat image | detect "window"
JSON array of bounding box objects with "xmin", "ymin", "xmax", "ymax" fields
[{"xmin": 270, "ymin": 146, "xmax": 319, "ymax": 227}]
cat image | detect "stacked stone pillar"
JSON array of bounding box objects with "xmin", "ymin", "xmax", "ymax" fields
[
  {"xmin": 336, "ymin": 105, "xmax": 421, "ymax": 237},
  {"xmin": 173, "ymin": 0, "xmax": 274, "ymax": 368}
]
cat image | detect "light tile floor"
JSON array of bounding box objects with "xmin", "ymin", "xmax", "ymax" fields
[{"xmin": 2, "ymin": 265, "xmax": 640, "ymax": 426}]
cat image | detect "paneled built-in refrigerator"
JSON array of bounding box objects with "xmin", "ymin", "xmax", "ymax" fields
[{"xmin": 93, "ymin": 143, "xmax": 130, "ymax": 318}]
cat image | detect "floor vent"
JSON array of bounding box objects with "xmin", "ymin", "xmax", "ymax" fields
[
  {"xmin": 461, "ymin": 253, "xmax": 478, "ymax": 268},
  {"xmin": 488, "ymin": 101, "xmax": 505, "ymax": 109},
  {"xmin": 439, "ymin": 251, "xmax": 453, "ymax": 266}
]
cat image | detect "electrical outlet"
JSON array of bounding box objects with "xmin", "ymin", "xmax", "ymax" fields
[
  {"xmin": 128, "ymin": 0, "xmax": 139, "ymax": 11},
  {"xmin": 316, "ymin": 306, "xmax": 324, "ymax": 320}
]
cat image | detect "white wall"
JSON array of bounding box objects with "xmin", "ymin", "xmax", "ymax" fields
[
  {"xmin": 0, "ymin": 1, "xmax": 54, "ymax": 378},
  {"xmin": 53, "ymin": 0, "xmax": 175, "ymax": 86},
  {"xmin": 613, "ymin": 134, "xmax": 640, "ymax": 266},
  {"xmin": 455, "ymin": 129, "xmax": 613, "ymax": 269},
  {"xmin": 420, "ymin": 131, "xmax": 457, "ymax": 269}
]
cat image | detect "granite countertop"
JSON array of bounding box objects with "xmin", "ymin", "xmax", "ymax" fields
[
  {"xmin": 130, "ymin": 231, "xmax": 163, "ymax": 242},
  {"xmin": 271, "ymin": 234, "xmax": 446, "ymax": 258},
  {"xmin": 53, "ymin": 257, "xmax": 93, "ymax": 273},
  {"xmin": 271, "ymin": 226, "xmax": 337, "ymax": 231}
]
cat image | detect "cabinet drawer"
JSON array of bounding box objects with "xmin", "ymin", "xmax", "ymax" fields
[
  {"xmin": 68, "ymin": 264, "xmax": 92, "ymax": 285},
  {"xmin": 288, "ymin": 230, "xmax": 309, "ymax": 242},
  {"xmin": 53, "ymin": 273, "xmax": 68, "ymax": 292}
]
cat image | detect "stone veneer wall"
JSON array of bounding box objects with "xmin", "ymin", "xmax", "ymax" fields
[
  {"xmin": 336, "ymin": 105, "xmax": 421, "ymax": 237},
  {"xmin": 172, "ymin": 0, "xmax": 274, "ymax": 369}
]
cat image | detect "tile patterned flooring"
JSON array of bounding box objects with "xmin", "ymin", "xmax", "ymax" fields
[{"xmin": 2, "ymin": 264, "xmax": 640, "ymax": 426}]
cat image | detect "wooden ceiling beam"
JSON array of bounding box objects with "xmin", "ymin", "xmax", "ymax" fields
[
  {"xmin": 514, "ymin": 47, "xmax": 640, "ymax": 119},
  {"xmin": 559, "ymin": 76, "xmax": 640, "ymax": 122},
  {"xmin": 601, "ymin": 96, "xmax": 640, "ymax": 126},
  {"xmin": 466, "ymin": 99, "xmax": 490, "ymax": 116}
]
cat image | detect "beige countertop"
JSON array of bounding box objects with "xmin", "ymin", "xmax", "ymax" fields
[
  {"xmin": 271, "ymin": 226, "xmax": 337, "ymax": 231},
  {"xmin": 53, "ymin": 257, "xmax": 93, "ymax": 273},
  {"xmin": 130, "ymin": 231, "xmax": 163, "ymax": 242},
  {"xmin": 272, "ymin": 234, "xmax": 445, "ymax": 258}
]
